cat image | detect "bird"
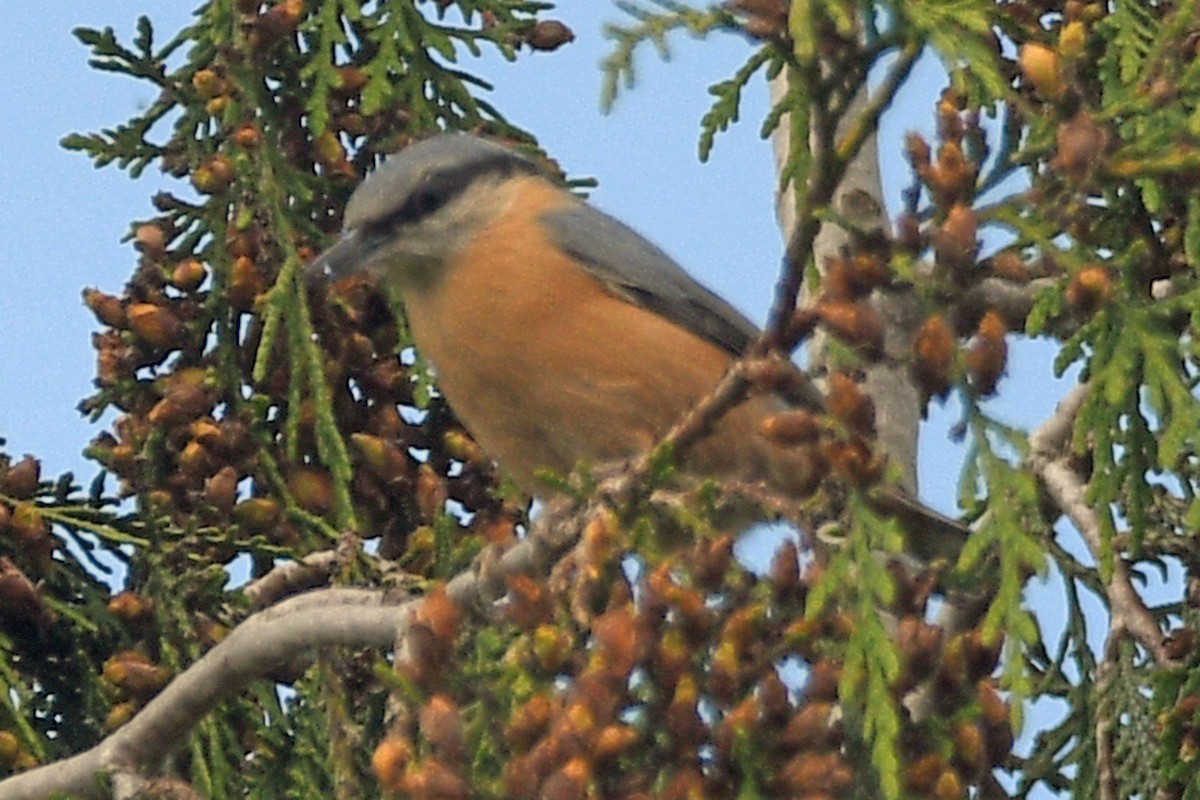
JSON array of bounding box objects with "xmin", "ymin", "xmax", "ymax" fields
[{"xmin": 309, "ymin": 132, "xmax": 966, "ymax": 551}]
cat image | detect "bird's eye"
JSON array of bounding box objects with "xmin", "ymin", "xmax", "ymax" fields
[{"xmin": 407, "ymin": 184, "xmax": 449, "ymax": 219}]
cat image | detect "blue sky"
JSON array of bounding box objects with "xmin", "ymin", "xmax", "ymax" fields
[{"xmin": 0, "ymin": 3, "xmax": 1096, "ymax": 794}]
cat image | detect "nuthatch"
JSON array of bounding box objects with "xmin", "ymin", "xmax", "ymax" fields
[{"xmin": 311, "ymin": 133, "xmax": 965, "ymax": 546}]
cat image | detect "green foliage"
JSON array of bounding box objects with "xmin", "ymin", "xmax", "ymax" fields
[
  {"xmin": 969, "ymin": 1, "xmax": 1200, "ymax": 793},
  {"xmin": 810, "ymin": 498, "xmax": 904, "ymax": 800},
  {"xmin": 700, "ymin": 47, "xmax": 777, "ymax": 162},
  {"xmin": 956, "ymin": 417, "xmax": 1046, "ymax": 729},
  {"xmin": 60, "ymin": 20, "xmax": 190, "ymax": 176},
  {"xmin": 600, "ymin": 1, "xmax": 738, "ymax": 112},
  {"xmin": 894, "ymin": 0, "xmax": 1009, "ymax": 102}
]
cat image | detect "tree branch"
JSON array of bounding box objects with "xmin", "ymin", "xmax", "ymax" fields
[
  {"xmin": 616, "ymin": 355, "xmax": 816, "ymax": 501},
  {"xmin": 1027, "ymin": 382, "xmax": 1089, "ymax": 457},
  {"xmin": 1028, "ymin": 384, "xmax": 1169, "ymax": 665},
  {"xmin": 0, "ymin": 496, "xmax": 595, "ymax": 800},
  {"xmin": 950, "ymin": 276, "xmax": 1058, "ymax": 335},
  {"xmin": 243, "ymin": 549, "xmax": 342, "ymax": 609},
  {"xmin": 0, "ymin": 590, "xmax": 406, "ymax": 800},
  {"xmin": 1095, "ymin": 634, "xmax": 1119, "ymax": 800}
]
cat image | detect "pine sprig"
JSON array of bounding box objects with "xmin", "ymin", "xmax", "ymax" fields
[
  {"xmin": 600, "ymin": 1, "xmax": 738, "ymax": 112},
  {"xmin": 699, "ymin": 47, "xmax": 774, "ymax": 162}
]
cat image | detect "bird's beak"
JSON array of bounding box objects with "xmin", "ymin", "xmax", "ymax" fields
[{"xmin": 305, "ymin": 230, "xmax": 373, "ymax": 282}]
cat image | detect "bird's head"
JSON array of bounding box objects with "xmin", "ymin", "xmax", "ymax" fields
[{"xmin": 309, "ymin": 133, "xmax": 547, "ymax": 287}]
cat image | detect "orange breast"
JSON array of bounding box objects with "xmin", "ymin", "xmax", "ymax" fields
[{"xmin": 400, "ymin": 177, "xmax": 787, "ymax": 494}]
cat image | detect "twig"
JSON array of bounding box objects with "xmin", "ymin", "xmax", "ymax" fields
[
  {"xmin": 616, "ymin": 357, "xmax": 793, "ymax": 503},
  {"xmin": 1095, "ymin": 633, "xmax": 1119, "ymax": 800},
  {"xmin": 1028, "ymin": 382, "xmax": 1088, "ymax": 455},
  {"xmin": 446, "ymin": 495, "xmax": 591, "ymax": 612},
  {"xmin": 1040, "ymin": 457, "xmax": 1168, "ymax": 664},
  {"xmin": 1028, "ymin": 384, "xmax": 1169, "ymax": 665},
  {"xmin": 243, "ymin": 550, "xmax": 341, "ymax": 609},
  {"xmin": 766, "ymin": 39, "xmax": 921, "ymax": 355},
  {"xmin": 950, "ymin": 276, "xmax": 1059, "ymax": 335},
  {"xmin": 834, "ymin": 41, "xmax": 921, "ymax": 167}
]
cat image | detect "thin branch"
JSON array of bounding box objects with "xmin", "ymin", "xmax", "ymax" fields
[
  {"xmin": 445, "ymin": 495, "xmax": 592, "ymax": 612},
  {"xmin": 243, "ymin": 549, "xmax": 342, "ymax": 609},
  {"xmin": 951, "ymin": 276, "xmax": 1059, "ymax": 335},
  {"xmin": 765, "ymin": 40, "xmax": 920, "ymax": 354},
  {"xmin": 1028, "ymin": 382, "xmax": 1089, "ymax": 455},
  {"xmin": 834, "ymin": 40, "xmax": 921, "ymax": 167},
  {"xmin": 767, "ymin": 101, "xmax": 835, "ymax": 348},
  {"xmin": 616, "ymin": 357, "xmax": 798, "ymax": 502},
  {"xmin": 242, "ymin": 532, "xmax": 361, "ymax": 609},
  {"xmin": 1039, "ymin": 458, "xmax": 1168, "ymax": 664},
  {"xmin": 1095, "ymin": 633, "xmax": 1120, "ymax": 800},
  {"xmin": 1027, "ymin": 384, "xmax": 1170, "ymax": 665}
]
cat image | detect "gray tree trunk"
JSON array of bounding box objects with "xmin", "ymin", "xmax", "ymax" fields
[{"xmin": 770, "ymin": 77, "xmax": 923, "ymax": 494}]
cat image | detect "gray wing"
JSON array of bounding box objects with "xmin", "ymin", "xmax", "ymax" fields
[{"xmin": 540, "ymin": 205, "xmax": 760, "ymax": 357}]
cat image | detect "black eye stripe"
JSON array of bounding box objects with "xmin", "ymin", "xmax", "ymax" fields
[
  {"xmin": 407, "ymin": 182, "xmax": 450, "ymax": 217},
  {"xmin": 374, "ymin": 153, "xmax": 541, "ymax": 229}
]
